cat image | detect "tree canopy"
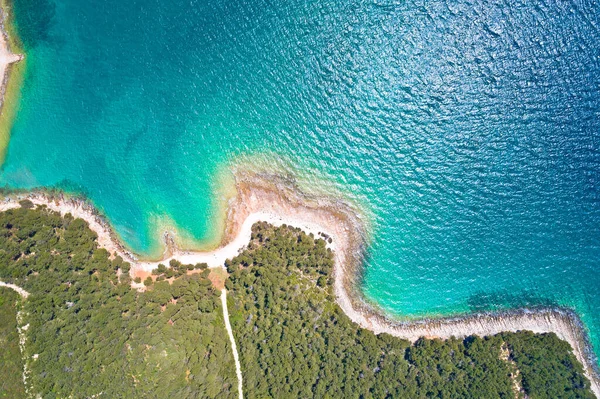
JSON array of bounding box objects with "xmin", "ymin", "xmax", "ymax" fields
[
  {"xmin": 0, "ymin": 208, "xmax": 595, "ymax": 399},
  {"xmin": 0, "ymin": 207, "xmax": 236, "ymax": 398},
  {"xmin": 0, "ymin": 287, "xmax": 25, "ymax": 398},
  {"xmin": 227, "ymin": 222, "xmax": 595, "ymax": 399}
]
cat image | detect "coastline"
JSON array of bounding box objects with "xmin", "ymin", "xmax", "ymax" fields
[
  {"xmin": 1, "ymin": 172, "xmax": 599, "ymax": 397},
  {"xmin": 0, "ymin": 3, "xmax": 22, "ymax": 99},
  {"xmin": 0, "ymin": 2, "xmax": 596, "ymax": 397},
  {"xmin": 0, "ymin": 0, "xmax": 24, "ymax": 161}
]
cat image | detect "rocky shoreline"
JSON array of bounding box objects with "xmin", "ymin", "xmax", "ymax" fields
[
  {"xmin": 1, "ymin": 172, "xmax": 599, "ymax": 396},
  {"xmin": 0, "ymin": 3, "xmax": 23, "ymax": 111}
]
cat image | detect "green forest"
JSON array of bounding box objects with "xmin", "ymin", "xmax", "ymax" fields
[
  {"xmin": 0, "ymin": 205, "xmax": 236, "ymax": 398},
  {"xmin": 226, "ymin": 222, "xmax": 595, "ymax": 399},
  {"xmin": 0, "ymin": 206, "xmax": 596, "ymax": 398},
  {"xmin": 0, "ymin": 287, "xmax": 25, "ymax": 398}
]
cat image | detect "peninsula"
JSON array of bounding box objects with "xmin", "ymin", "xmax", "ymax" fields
[
  {"xmin": 1, "ymin": 171, "xmax": 599, "ymax": 397},
  {"xmin": 0, "ymin": 198, "xmax": 597, "ymax": 398}
]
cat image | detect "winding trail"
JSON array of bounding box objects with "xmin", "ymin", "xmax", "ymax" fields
[
  {"xmin": 221, "ymin": 289, "xmax": 243, "ymax": 399},
  {"xmin": 0, "ymin": 281, "xmax": 29, "ymax": 298}
]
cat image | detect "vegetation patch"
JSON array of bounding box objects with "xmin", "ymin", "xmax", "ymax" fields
[
  {"xmin": 0, "ymin": 287, "xmax": 25, "ymax": 399},
  {"xmin": 0, "ymin": 208, "xmax": 595, "ymax": 398},
  {"xmin": 226, "ymin": 222, "xmax": 595, "ymax": 399},
  {"xmin": 501, "ymin": 331, "xmax": 594, "ymax": 399},
  {"xmin": 0, "ymin": 207, "xmax": 236, "ymax": 398}
]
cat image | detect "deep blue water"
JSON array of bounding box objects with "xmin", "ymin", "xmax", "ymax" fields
[{"xmin": 2, "ymin": 0, "xmax": 600, "ymax": 362}]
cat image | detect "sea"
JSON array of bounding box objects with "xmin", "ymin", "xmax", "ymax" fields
[{"xmin": 3, "ymin": 0, "xmax": 600, "ymax": 363}]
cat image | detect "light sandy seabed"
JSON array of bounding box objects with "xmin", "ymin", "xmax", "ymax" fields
[{"xmin": 1, "ymin": 171, "xmax": 599, "ymax": 397}]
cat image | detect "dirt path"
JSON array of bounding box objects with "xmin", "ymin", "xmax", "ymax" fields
[
  {"xmin": 221, "ymin": 289, "xmax": 243, "ymax": 399},
  {"xmin": 0, "ymin": 281, "xmax": 29, "ymax": 298}
]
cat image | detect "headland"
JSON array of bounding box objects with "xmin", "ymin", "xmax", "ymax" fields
[{"xmin": 1, "ymin": 169, "xmax": 599, "ymax": 396}]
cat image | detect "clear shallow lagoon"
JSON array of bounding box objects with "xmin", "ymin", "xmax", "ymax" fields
[{"xmin": 3, "ymin": 0, "xmax": 600, "ymax": 361}]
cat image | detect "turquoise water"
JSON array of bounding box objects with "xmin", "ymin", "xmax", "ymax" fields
[{"xmin": 3, "ymin": 0, "xmax": 600, "ymax": 362}]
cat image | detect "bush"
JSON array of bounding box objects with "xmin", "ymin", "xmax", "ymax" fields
[{"xmin": 18, "ymin": 199, "xmax": 34, "ymax": 209}]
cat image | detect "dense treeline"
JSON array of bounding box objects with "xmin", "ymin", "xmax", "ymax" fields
[
  {"xmin": 0, "ymin": 207, "xmax": 595, "ymax": 398},
  {"xmin": 0, "ymin": 206, "xmax": 236, "ymax": 398},
  {"xmin": 227, "ymin": 222, "xmax": 595, "ymax": 399},
  {"xmin": 0, "ymin": 287, "xmax": 25, "ymax": 399},
  {"xmin": 501, "ymin": 331, "xmax": 594, "ymax": 399}
]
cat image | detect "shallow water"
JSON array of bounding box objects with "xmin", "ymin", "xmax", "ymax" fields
[{"xmin": 3, "ymin": 0, "xmax": 600, "ymax": 363}]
